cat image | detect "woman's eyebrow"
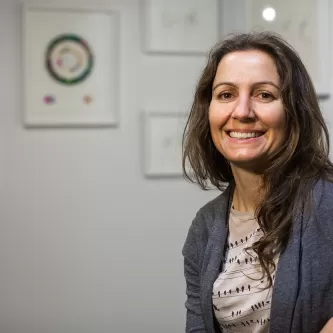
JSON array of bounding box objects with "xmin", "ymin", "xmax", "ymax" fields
[
  {"xmin": 252, "ymin": 81, "xmax": 280, "ymax": 89},
  {"xmin": 212, "ymin": 81, "xmax": 280, "ymax": 91},
  {"xmin": 212, "ymin": 82, "xmax": 237, "ymax": 91}
]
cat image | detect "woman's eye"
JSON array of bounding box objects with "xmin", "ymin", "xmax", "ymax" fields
[
  {"xmin": 218, "ymin": 92, "xmax": 233, "ymax": 99},
  {"xmin": 258, "ymin": 92, "xmax": 274, "ymax": 100}
]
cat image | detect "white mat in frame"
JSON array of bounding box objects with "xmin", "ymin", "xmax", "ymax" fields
[
  {"xmin": 142, "ymin": 111, "xmax": 188, "ymax": 178},
  {"xmin": 21, "ymin": 4, "xmax": 120, "ymax": 127},
  {"xmin": 141, "ymin": 0, "xmax": 221, "ymax": 55}
]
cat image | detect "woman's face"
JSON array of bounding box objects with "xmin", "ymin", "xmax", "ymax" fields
[{"xmin": 209, "ymin": 49, "xmax": 286, "ymax": 171}]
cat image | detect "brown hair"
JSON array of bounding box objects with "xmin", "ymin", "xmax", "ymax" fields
[{"xmin": 182, "ymin": 31, "xmax": 333, "ymax": 287}]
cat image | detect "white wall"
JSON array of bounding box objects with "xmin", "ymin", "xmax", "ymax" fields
[
  {"xmin": 0, "ymin": 1, "xmax": 220, "ymax": 332},
  {"xmin": 0, "ymin": 1, "xmax": 332, "ymax": 333}
]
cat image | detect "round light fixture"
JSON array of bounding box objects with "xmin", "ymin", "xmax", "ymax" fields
[{"xmin": 262, "ymin": 7, "xmax": 276, "ymax": 22}]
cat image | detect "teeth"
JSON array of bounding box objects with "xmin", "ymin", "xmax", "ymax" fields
[{"xmin": 229, "ymin": 131, "xmax": 262, "ymax": 139}]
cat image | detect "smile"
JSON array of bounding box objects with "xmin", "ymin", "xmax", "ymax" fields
[{"xmin": 228, "ymin": 131, "xmax": 265, "ymax": 139}]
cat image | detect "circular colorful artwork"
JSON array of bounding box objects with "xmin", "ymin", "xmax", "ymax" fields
[{"xmin": 45, "ymin": 34, "xmax": 94, "ymax": 85}]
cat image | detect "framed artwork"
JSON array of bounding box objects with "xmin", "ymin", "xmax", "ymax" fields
[
  {"xmin": 141, "ymin": 0, "xmax": 220, "ymax": 55},
  {"xmin": 246, "ymin": 0, "xmax": 331, "ymax": 95},
  {"xmin": 21, "ymin": 4, "xmax": 120, "ymax": 127},
  {"xmin": 142, "ymin": 111, "xmax": 188, "ymax": 177}
]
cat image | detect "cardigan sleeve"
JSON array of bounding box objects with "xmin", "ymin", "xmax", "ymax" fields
[{"xmin": 182, "ymin": 218, "xmax": 207, "ymax": 333}]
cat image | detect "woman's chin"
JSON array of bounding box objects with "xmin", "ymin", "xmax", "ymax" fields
[{"xmin": 228, "ymin": 155, "xmax": 267, "ymax": 172}]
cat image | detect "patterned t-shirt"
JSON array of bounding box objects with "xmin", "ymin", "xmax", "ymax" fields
[{"xmin": 212, "ymin": 208, "xmax": 278, "ymax": 333}]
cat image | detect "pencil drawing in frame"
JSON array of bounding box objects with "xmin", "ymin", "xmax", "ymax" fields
[
  {"xmin": 141, "ymin": 0, "xmax": 220, "ymax": 55},
  {"xmin": 142, "ymin": 111, "xmax": 187, "ymax": 178}
]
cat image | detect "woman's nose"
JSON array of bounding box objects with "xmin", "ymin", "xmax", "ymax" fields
[{"xmin": 231, "ymin": 95, "xmax": 256, "ymax": 121}]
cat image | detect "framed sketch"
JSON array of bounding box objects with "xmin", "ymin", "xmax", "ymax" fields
[
  {"xmin": 21, "ymin": 4, "xmax": 120, "ymax": 127},
  {"xmin": 246, "ymin": 0, "xmax": 331, "ymax": 95},
  {"xmin": 142, "ymin": 111, "xmax": 187, "ymax": 177},
  {"xmin": 141, "ymin": 0, "xmax": 220, "ymax": 55}
]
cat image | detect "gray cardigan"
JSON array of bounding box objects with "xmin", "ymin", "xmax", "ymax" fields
[{"xmin": 182, "ymin": 179, "xmax": 333, "ymax": 333}]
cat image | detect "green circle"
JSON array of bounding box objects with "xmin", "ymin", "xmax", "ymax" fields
[{"xmin": 45, "ymin": 34, "xmax": 94, "ymax": 85}]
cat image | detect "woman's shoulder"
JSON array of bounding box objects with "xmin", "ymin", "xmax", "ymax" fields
[
  {"xmin": 193, "ymin": 185, "xmax": 231, "ymax": 231},
  {"xmin": 183, "ymin": 184, "xmax": 232, "ymax": 249},
  {"xmin": 182, "ymin": 185, "xmax": 231, "ymax": 260},
  {"xmin": 312, "ymin": 178, "xmax": 333, "ymax": 206},
  {"xmin": 304, "ymin": 178, "xmax": 333, "ymax": 241},
  {"xmin": 311, "ymin": 179, "xmax": 333, "ymax": 222}
]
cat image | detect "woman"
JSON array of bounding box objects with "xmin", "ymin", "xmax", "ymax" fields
[{"xmin": 182, "ymin": 31, "xmax": 333, "ymax": 333}]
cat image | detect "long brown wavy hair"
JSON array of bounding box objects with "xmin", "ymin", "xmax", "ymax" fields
[{"xmin": 182, "ymin": 31, "xmax": 333, "ymax": 287}]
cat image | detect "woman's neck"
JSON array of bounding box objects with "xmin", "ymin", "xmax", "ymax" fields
[{"xmin": 231, "ymin": 166, "xmax": 264, "ymax": 213}]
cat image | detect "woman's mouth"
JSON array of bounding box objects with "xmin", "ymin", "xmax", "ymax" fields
[{"xmin": 227, "ymin": 131, "xmax": 265, "ymax": 139}]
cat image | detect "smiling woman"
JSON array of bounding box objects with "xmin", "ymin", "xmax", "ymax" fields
[
  {"xmin": 209, "ymin": 49, "xmax": 286, "ymax": 172},
  {"xmin": 181, "ymin": 31, "xmax": 333, "ymax": 333}
]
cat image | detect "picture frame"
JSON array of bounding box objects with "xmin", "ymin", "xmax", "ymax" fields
[
  {"xmin": 141, "ymin": 0, "xmax": 221, "ymax": 55},
  {"xmin": 141, "ymin": 111, "xmax": 188, "ymax": 178},
  {"xmin": 245, "ymin": 0, "xmax": 331, "ymax": 95},
  {"xmin": 21, "ymin": 4, "xmax": 120, "ymax": 127}
]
